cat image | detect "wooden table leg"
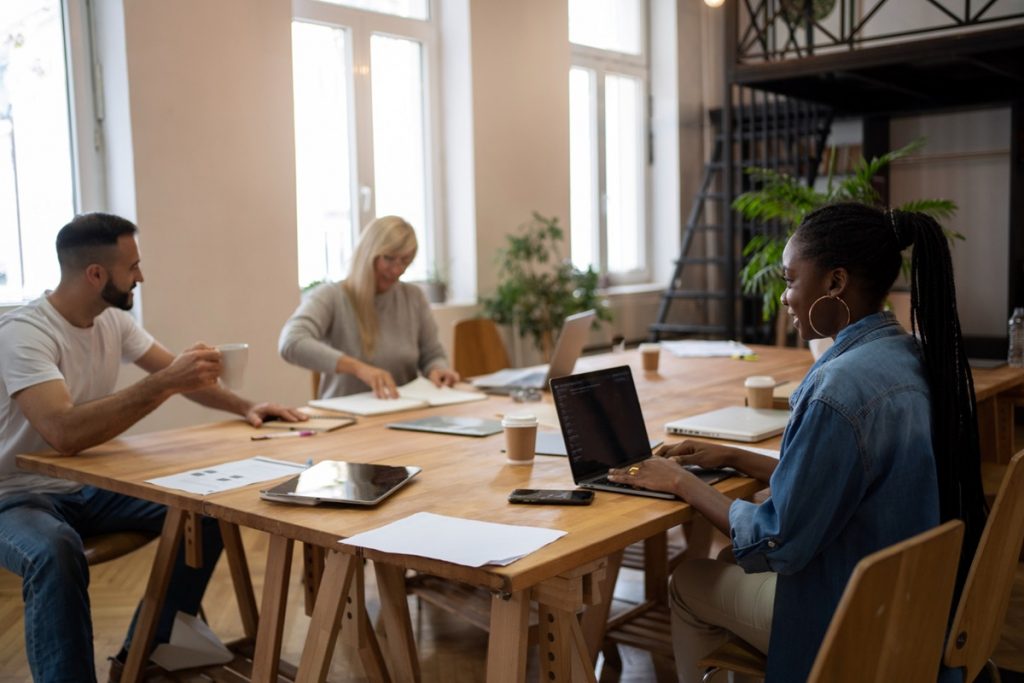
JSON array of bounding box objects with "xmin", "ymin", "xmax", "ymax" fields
[
  {"xmin": 218, "ymin": 520, "xmax": 259, "ymax": 640},
  {"xmin": 122, "ymin": 507, "xmax": 186, "ymax": 683},
  {"xmin": 303, "ymin": 543, "xmax": 326, "ymax": 617},
  {"xmin": 486, "ymin": 590, "xmax": 530, "ymax": 683},
  {"xmin": 296, "ymin": 550, "xmax": 358, "ymax": 683},
  {"xmin": 579, "ymin": 550, "xmax": 622, "ymax": 662},
  {"xmin": 341, "ymin": 560, "xmax": 389, "ymax": 682},
  {"xmin": 250, "ymin": 534, "xmax": 294, "ymax": 683},
  {"xmin": 374, "ymin": 563, "xmax": 421, "ymax": 682}
]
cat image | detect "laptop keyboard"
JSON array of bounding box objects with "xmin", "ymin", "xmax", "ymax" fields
[{"xmin": 588, "ymin": 475, "xmax": 640, "ymax": 490}]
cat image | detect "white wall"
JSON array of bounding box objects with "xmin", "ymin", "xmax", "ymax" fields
[
  {"xmin": 464, "ymin": 0, "xmax": 571, "ymax": 298},
  {"xmin": 112, "ymin": 0, "xmax": 309, "ymax": 433}
]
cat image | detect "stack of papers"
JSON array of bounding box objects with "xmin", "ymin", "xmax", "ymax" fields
[
  {"xmin": 341, "ymin": 511, "xmax": 567, "ymax": 567},
  {"xmin": 660, "ymin": 340, "xmax": 754, "ymax": 358},
  {"xmin": 146, "ymin": 456, "xmax": 306, "ymax": 495},
  {"xmin": 310, "ymin": 377, "xmax": 487, "ymax": 416}
]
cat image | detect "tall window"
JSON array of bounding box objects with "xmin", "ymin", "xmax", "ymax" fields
[
  {"xmin": 568, "ymin": 0, "xmax": 649, "ymax": 284},
  {"xmin": 292, "ymin": 0, "xmax": 438, "ymax": 288},
  {"xmin": 0, "ymin": 0, "xmax": 97, "ymax": 304}
]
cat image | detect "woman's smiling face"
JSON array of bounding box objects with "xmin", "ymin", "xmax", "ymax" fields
[{"xmin": 780, "ymin": 238, "xmax": 832, "ymax": 341}]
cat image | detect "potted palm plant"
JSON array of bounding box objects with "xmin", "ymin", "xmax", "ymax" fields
[
  {"xmin": 481, "ymin": 212, "xmax": 611, "ymax": 360},
  {"xmin": 736, "ymin": 138, "xmax": 961, "ymax": 323}
]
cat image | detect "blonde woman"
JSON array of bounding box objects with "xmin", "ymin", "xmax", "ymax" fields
[{"xmin": 279, "ymin": 216, "xmax": 459, "ymax": 398}]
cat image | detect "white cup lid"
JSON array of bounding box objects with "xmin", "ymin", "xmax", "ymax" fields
[
  {"xmin": 502, "ymin": 412, "xmax": 538, "ymax": 427},
  {"xmin": 638, "ymin": 342, "xmax": 661, "ymax": 352},
  {"xmin": 744, "ymin": 375, "xmax": 776, "ymax": 388}
]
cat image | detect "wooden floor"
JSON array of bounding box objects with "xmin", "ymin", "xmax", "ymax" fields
[
  {"xmin": 0, "ymin": 527, "xmax": 673, "ymax": 683},
  {"xmin": 2, "ymin": 409, "xmax": 1022, "ymax": 682}
]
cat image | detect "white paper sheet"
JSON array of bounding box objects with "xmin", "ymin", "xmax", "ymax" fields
[
  {"xmin": 660, "ymin": 339, "xmax": 755, "ymax": 358},
  {"xmin": 744, "ymin": 446, "xmax": 781, "ymax": 460},
  {"xmin": 340, "ymin": 511, "xmax": 567, "ymax": 567},
  {"xmin": 146, "ymin": 456, "xmax": 306, "ymax": 495},
  {"xmin": 310, "ymin": 377, "xmax": 486, "ymax": 416},
  {"xmin": 150, "ymin": 612, "xmax": 233, "ymax": 671}
]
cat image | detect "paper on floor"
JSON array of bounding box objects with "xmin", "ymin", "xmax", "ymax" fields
[
  {"xmin": 340, "ymin": 511, "xmax": 566, "ymax": 567},
  {"xmin": 150, "ymin": 612, "xmax": 233, "ymax": 671}
]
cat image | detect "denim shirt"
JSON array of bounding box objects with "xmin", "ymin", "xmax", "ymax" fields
[{"xmin": 729, "ymin": 312, "xmax": 941, "ymax": 682}]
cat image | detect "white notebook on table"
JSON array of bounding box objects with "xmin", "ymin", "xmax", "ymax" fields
[{"xmin": 309, "ymin": 377, "xmax": 487, "ymax": 416}]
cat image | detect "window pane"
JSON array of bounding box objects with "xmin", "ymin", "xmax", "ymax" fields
[
  {"xmin": 292, "ymin": 21, "xmax": 356, "ymax": 288},
  {"xmin": 568, "ymin": 0, "xmax": 642, "ymax": 55},
  {"xmin": 569, "ymin": 67, "xmax": 597, "ymax": 272},
  {"xmin": 370, "ymin": 33, "xmax": 428, "ymax": 282},
  {"xmin": 319, "ymin": 0, "xmax": 428, "ymax": 21},
  {"xmin": 0, "ymin": 0, "xmax": 74, "ymax": 303},
  {"xmin": 604, "ymin": 73, "xmax": 644, "ymax": 274}
]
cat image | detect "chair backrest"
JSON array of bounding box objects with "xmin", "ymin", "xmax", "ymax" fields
[
  {"xmin": 311, "ymin": 371, "xmax": 321, "ymax": 400},
  {"xmin": 808, "ymin": 520, "xmax": 964, "ymax": 683},
  {"xmin": 452, "ymin": 318, "xmax": 510, "ymax": 378},
  {"xmin": 944, "ymin": 448, "xmax": 1024, "ymax": 680}
]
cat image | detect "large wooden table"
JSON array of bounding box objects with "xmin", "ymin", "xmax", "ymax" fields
[{"xmin": 16, "ymin": 345, "xmax": 1023, "ymax": 682}]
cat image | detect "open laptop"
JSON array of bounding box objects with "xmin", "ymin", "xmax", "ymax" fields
[
  {"xmin": 550, "ymin": 366, "xmax": 731, "ymax": 500},
  {"xmin": 471, "ymin": 309, "xmax": 596, "ymax": 394},
  {"xmin": 665, "ymin": 406, "xmax": 790, "ymax": 443},
  {"xmin": 260, "ymin": 460, "xmax": 421, "ymax": 506}
]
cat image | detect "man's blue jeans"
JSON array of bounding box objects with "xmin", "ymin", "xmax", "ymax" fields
[{"xmin": 0, "ymin": 486, "xmax": 224, "ymax": 683}]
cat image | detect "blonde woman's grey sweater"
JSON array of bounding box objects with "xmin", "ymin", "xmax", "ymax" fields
[{"xmin": 279, "ymin": 282, "xmax": 449, "ymax": 398}]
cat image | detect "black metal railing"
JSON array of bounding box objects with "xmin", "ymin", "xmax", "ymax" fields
[{"xmin": 736, "ymin": 0, "xmax": 1024, "ymax": 63}]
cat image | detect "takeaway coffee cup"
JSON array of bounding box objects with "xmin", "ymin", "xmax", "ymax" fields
[
  {"xmin": 745, "ymin": 375, "xmax": 776, "ymax": 410},
  {"xmin": 639, "ymin": 343, "xmax": 661, "ymax": 372},
  {"xmin": 217, "ymin": 343, "xmax": 249, "ymax": 390},
  {"xmin": 502, "ymin": 412, "xmax": 538, "ymax": 465}
]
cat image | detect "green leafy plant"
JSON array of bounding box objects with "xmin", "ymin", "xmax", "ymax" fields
[
  {"xmin": 481, "ymin": 212, "xmax": 611, "ymax": 358},
  {"xmin": 736, "ymin": 138, "xmax": 961, "ymax": 320}
]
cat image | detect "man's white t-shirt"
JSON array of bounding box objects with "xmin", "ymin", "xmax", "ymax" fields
[{"xmin": 0, "ymin": 295, "xmax": 154, "ymax": 497}]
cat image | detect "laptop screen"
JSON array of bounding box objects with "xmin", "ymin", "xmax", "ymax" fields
[{"xmin": 550, "ymin": 366, "xmax": 654, "ymax": 481}]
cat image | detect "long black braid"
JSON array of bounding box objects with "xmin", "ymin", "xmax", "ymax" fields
[{"xmin": 796, "ymin": 201, "xmax": 986, "ymax": 587}]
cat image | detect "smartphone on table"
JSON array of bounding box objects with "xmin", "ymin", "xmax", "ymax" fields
[{"xmin": 508, "ymin": 489, "xmax": 595, "ymax": 505}]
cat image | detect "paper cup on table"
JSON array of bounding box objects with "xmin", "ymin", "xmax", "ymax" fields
[
  {"xmin": 502, "ymin": 413, "xmax": 538, "ymax": 465},
  {"xmin": 639, "ymin": 343, "xmax": 661, "ymax": 372},
  {"xmin": 217, "ymin": 343, "xmax": 249, "ymax": 390},
  {"xmin": 744, "ymin": 375, "xmax": 776, "ymax": 410}
]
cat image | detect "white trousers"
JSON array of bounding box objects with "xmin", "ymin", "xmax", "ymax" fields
[{"xmin": 669, "ymin": 558, "xmax": 777, "ymax": 683}]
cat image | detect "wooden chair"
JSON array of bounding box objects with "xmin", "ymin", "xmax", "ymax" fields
[
  {"xmin": 452, "ymin": 318, "xmax": 510, "ymax": 378},
  {"xmin": 701, "ymin": 448, "xmax": 1024, "ymax": 682},
  {"xmin": 701, "ymin": 519, "xmax": 965, "ymax": 682},
  {"xmin": 944, "ymin": 449, "xmax": 1024, "ymax": 683},
  {"xmin": 83, "ymin": 531, "xmax": 159, "ymax": 566}
]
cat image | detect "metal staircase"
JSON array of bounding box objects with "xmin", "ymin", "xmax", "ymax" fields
[{"xmin": 649, "ymin": 90, "xmax": 833, "ymax": 342}]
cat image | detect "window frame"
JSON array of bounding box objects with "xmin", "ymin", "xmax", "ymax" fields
[
  {"xmin": 569, "ymin": 2, "xmax": 652, "ymax": 286},
  {"xmin": 291, "ymin": 0, "xmax": 444, "ymax": 286},
  {"xmin": 0, "ymin": 0, "xmax": 103, "ymax": 306}
]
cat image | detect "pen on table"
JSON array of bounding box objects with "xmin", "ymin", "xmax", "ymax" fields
[{"xmin": 251, "ymin": 430, "xmax": 316, "ymax": 441}]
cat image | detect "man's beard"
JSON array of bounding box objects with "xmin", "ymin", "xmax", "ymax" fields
[{"xmin": 101, "ymin": 279, "xmax": 134, "ymax": 310}]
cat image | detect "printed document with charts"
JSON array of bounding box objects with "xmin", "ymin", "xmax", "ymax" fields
[{"xmin": 309, "ymin": 376, "xmax": 487, "ymax": 416}]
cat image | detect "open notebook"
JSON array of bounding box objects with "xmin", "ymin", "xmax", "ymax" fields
[{"xmin": 309, "ymin": 377, "xmax": 487, "ymax": 416}]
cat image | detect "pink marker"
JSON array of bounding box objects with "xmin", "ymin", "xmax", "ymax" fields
[{"xmin": 251, "ymin": 430, "xmax": 316, "ymax": 441}]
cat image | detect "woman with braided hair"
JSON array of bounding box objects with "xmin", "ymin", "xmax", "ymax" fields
[{"xmin": 609, "ymin": 201, "xmax": 985, "ymax": 682}]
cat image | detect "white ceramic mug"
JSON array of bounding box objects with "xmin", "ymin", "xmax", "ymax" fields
[{"xmin": 217, "ymin": 343, "xmax": 249, "ymax": 390}]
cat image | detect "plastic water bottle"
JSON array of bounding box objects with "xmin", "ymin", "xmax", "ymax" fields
[{"xmin": 1009, "ymin": 307, "xmax": 1024, "ymax": 368}]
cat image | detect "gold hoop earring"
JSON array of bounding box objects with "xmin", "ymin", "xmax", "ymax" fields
[{"xmin": 808, "ymin": 295, "xmax": 851, "ymax": 338}]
